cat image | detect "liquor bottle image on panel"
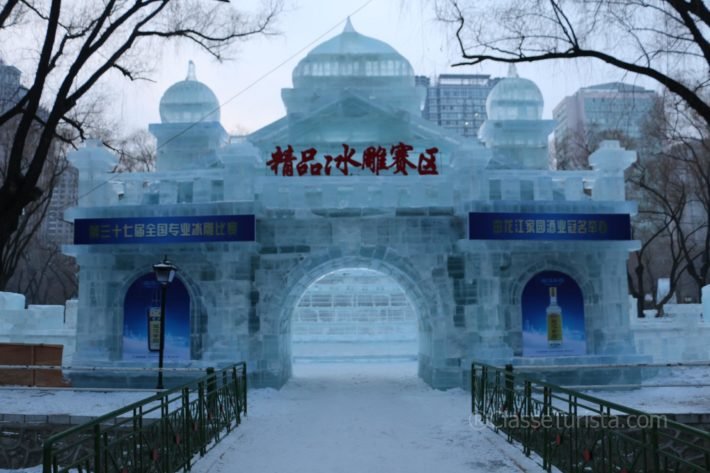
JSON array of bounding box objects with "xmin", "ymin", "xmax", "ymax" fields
[{"xmin": 546, "ymin": 286, "xmax": 563, "ymax": 347}]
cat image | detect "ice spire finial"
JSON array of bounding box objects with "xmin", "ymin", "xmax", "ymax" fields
[
  {"xmin": 507, "ymin": 63, "xmax": 519, "ymax": 78},
  {"xmin": 186, "ymin": 60, "xmax": 197, "ymax": 81},
  {"xmin": 343, "ymin": 17, "xmax": 355, "ymax": 33}
]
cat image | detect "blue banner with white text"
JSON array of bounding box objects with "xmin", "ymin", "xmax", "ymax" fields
[
  {"xmin": 469, "ymin": 212, "xmax": 631, "ymax": 241},
  {"xmin": 74, "ymin": 214, "xmax": 256, "ymax": 245}
]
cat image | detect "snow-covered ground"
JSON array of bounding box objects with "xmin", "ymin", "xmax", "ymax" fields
[
  {"xmin": 1, "ymin": 362, "xmax": 549, "ymax": 473},
  {"xmin": 189, "ymin": 362, "xmax": 547, "ymax": 473},
  {"xmin": 581, "ymin": 365, "xmax": 710, "ymax": 413},
  {"xmin": 0, "ymin": 389, "xmax": 151, "ymax": 417},
  {"xmin": 2, "ymin": 362, "xmax": 709, "ymax": 473},
  {"xmin": 3, "ymin": 364, "xmax": 705, "ymax": 418}
]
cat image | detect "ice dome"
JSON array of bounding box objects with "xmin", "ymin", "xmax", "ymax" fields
[
  {"xmin": 159, "ymin": 61, "xmax": 220, "ymax": 124},
  {"xmin": 486, "ymin": 65, "xmax": 543, "ymax": 120},
  {"xmin": 292, "ymin": 18, "xmax": 414, "ymax": 88}
]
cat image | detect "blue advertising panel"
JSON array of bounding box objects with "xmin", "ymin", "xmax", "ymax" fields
[
  {"xmin": 469, "ymin": 212, "xmax": 631, "ymax": 241},
  {"xmin": 74, "ymin": 214, "xmax": 255, "ymax": 245},
  {"xmin": 522, "ymin": 271, "xmax": 585, "ymax": 357},
  {"xmin": 122, "ymin": 273, "xmax": 190, "ymax": 361}
]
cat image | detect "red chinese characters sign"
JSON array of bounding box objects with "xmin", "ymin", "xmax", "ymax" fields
[{"xmin": 266, "ymin": 143, "xmax": 439, "ymax": 176}]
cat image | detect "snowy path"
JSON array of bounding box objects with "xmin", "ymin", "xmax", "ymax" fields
[{"xmin": 191, "ymin": 362, "xmax": 544, "ymax": 473}]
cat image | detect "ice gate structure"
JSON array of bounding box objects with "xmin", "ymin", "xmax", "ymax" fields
[{"xmin": 66, "ymin": 20, "xmax": 645, "ymax": 388}]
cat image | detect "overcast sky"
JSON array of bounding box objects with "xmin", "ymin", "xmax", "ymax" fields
[{"xmin": 102, "ymin": 0, "xmax": 656, "ymax": 136}]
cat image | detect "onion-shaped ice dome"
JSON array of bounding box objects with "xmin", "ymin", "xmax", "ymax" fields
[
  {"xmin": 292, "ymin": 18, "xmax": 414, "ymax": 88},
  {"xmin": 486, "ymin": 65, "xmax": 543, "ymax": 120},
  {"xmin": 159, "ymin": 61, "xmax": 220, "ymax": 124}
]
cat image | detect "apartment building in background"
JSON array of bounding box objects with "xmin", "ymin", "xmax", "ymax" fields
[
  {"xmin": 552, "ymin": 82, "xmax": 657, "ymax": 169},
  {"xmin": 421, "ymin": 73, "xmax": 501, "ymax": 139},
  {"xmin": 0, "ymin": 57, "xmax": 78, "ymax": 245}
]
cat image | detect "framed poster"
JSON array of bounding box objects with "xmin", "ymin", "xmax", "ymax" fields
[
  {"xmin": 122, "ymin": 273, "xmax": 191, "ymax": 361},
  {"xmin": 522, "ymin": 271, "xmax": 586, "ymax": 357},
  {"xmin": 148, "ymin": 307, "xmax": 161, "ymax": 352}
]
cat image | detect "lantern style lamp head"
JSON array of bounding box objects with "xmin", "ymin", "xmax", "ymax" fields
[{"xmin": 153, "ymin": 256, "xmax": 177, "ymax": 284}]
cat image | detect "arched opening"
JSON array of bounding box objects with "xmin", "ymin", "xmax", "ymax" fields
[
  {"xmin": 122, "ymin": 272, "xmax": 191, "ymax": 361},
  {"xmin": 272, "ymin": 253, "xmax": 437, "ymax": 386},
  {"xmin": 291, "ymin": 268, "xmax": 418, "ymax": 362}
]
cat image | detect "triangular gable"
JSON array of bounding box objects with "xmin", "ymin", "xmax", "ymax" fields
[{"xmin": 248, "ymin": 90, "xmax": 476, "ymax": 151}]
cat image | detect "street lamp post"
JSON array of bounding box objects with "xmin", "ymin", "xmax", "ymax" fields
[{"xmin": 153, "ymin": 256, "xmax": 177, "ymax": 390}]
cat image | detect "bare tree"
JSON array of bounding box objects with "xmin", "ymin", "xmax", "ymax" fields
[
  {"xmin": 627, "ymin": 148, "xmax": 689, "ymax": 315},
  {"xmin": 441, "ymin": 0, "xmax": 710, "ymax": 128},
  {"xmin": 667, "ymin": 120, "xmax": 710, "ymax": 299},
  {"xmin": 624, "ymin": 93, "xmax": 710, "ymax": 312},
  {"xmin": 7, "ymin": 236, "xmax": 77, "ymax": 304},
  {"xmin": 555, "ymin": 126, "xmax": 636, "ymax": 170},
  {"xmin": 0, "ymin": 110, "xmax": 68, "ymax": 290},
  {"xmin": 0, "ymin": 0, "xmax": 281, "ymax": 290},
  {"xmin": 103, "ymin": 128, "xmax": 157, "ymax": 172}
]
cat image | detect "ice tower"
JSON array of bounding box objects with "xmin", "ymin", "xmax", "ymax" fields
[
  {"xmin": 149, "ymin": 61, "xmax": 227, "ymax": 171},
  {"xmin": 284, "ymin": 17, "xmax": 423, "ymax": 116},
  {"xmin": 250, "ymin": 17, "xmax": 466, "ymax": 167},
  {"xmin": 66, "ymin": 19, "xmax": 644, "ymax": 389},
  {"xmin": 479, "ymin": 65, "xmax": 554, "ymax": 169}
]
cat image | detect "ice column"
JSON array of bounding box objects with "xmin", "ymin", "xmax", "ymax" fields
[
  {"xmin": 589, "ymin": 140, "xmax": 636, "ymax": 200},
  {"xmin": 68, "ymin": 139, "xmax": 118, "ymax": 207}
]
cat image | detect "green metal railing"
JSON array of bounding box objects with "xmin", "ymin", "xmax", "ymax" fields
[
  {"xmin": 471, "ymin": 362, "xmax": 710, "ymax": 473},
  {"xmin": 42, "ymin": 363, "xmax": 247, "ymax": 473}
]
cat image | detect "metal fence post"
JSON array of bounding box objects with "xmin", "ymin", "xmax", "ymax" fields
[
  {"xmin": 139, "ymin": 405, "xmax": 145, "ymax": 473},
  {"xmin": 206, "ymin": 367, "xmax": 216, "ymax": 421},
  {"xmin": 650, "ymin": 416, "xmax": 660, "ymax": 473},
  {"xmin": 471, "ymin": 364, "xmax": 476, "ymax": 415},
  {"xmin": 543, "ymin": 386, "xmax": 551, "ymax": 472},
  {"xmin": 498, "ymin": 370, "xmax": 504, "ymax": 412},
  {"xmin": 198, "ymin": 379, "xmax": 206, "ymax": 456},
  {"xmin": 524, "ymin": 380, "xmax": 532, "ymax": 457},
  {"xmin": 243, "ymin": 363, "xmax": 248, "ymax": 416},
  {"xmin": 161, "ymin": 395, "xmax": 169, "ymax": 473},
  {"xmin": 481, "ymin": 366, "xmax": 488, "ymax": 423},
  {"xmin": 504, "ymin": 364, "xmax": 514, "ymax": 415},
  {"xmin": 182, "ymin": 387, "xmax": 191, "ymax": 471},
  {"xmin": 603, "ymin": 404, "xmax": 611, "ymax": 473},
  {"xmin": 42, "ymin": 439, "xmax": 53, "ymax": 473},
  {"xmin": 93, "ymin": 424, "xmax": 102, "ymax": 473},
  {"xmin": 238, "ymin": 365, "xmax": 244, "ymax": 418}
]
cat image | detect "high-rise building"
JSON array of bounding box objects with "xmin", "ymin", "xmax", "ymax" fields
[
  {"xmin": 0, "ymin": 57, "xmax": 25, "ymax": 111},
  {"xmin": 421, "ymin": 73, "xmax": 501, "ymax": 138},
  {"xmin": 41, "ymin": 166, "xmax": 79, "ymax": 245},
  {"xmin": 552, "ymin": 82, "xmax": 657, "ymax": 169},
  {"xmin": 0, "ymin": 58, "xmax": 78, "ymax": 245}
]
